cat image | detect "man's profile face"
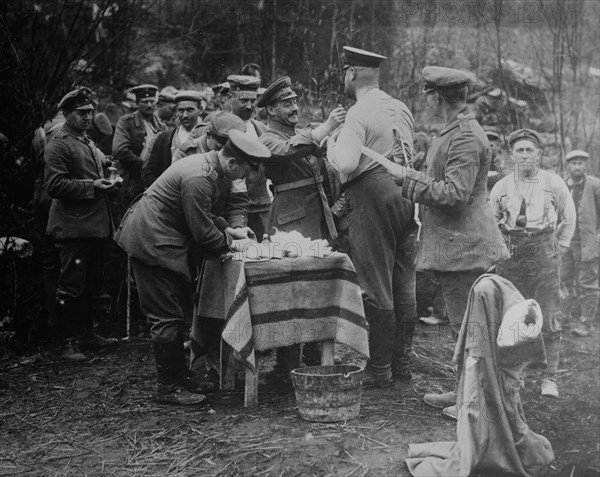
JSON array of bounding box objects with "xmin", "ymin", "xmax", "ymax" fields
[
  {"xmin": 138, "ymin": 97, "xmax": 157, "ymax": 117},
  {"xmin": 65, "ymin": 109, "xmax": 94, "ymax": 131},
  {"xmin": 228, "ymin": 91, "xmax": 257, "ymax": 121},
  {"xmin": 176, "ymin": 100, "xmax": 201, "ymax": 131}
]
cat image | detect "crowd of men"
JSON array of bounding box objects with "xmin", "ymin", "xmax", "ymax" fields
[{"xmin": 36, "ymin": 48, "xmax": 599, "ymax": 411}]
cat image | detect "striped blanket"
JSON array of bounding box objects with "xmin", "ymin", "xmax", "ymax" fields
[{"xmin": 191, "ymin": 253, "xmax": 369, "ymax": 372}]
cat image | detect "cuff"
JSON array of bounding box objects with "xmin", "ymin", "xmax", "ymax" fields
[
  {"xmin": 84, "ymin": 180, "xmax": 95, "ymax": 199},
  {"xmin": 213, "ymin": 217, "xmax": 229, "ymax": 231}
]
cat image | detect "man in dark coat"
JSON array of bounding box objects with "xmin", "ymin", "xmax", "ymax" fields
[
  {"xmin": 386, "ymin": 66, "xmax": 508, "ymax": 416},
  {"xmin": 45, "ymin": 87, "xmax": 119, "ymax": 361},
  {"xmin": 257, "ymin": 76, "xmax": 345, "ymax": 379},
  {"xmin": 329, "ymin": 47, "xmax": 418, "ymax": 387},
  {"xmin": 142, "ymin": 90, "xmax": 204, "ymax": 188},
  {"xmin": 112, "ymin": 84, "xmax": 166, "ymax": 211},
  {"xmin": 561, "ymin": 149, "xmax": 600, "ymax": 337},
  {"xmin": 115, "ymin": 130, "xmax": 271, "ymax": 405}
]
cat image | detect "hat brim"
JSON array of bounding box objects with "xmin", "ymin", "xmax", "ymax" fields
[{"xmin": 73, "ymin": 104, "xmax": 95, "ymax": 111}]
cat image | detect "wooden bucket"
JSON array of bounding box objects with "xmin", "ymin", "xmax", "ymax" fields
[{"xmin": 291, "ymin": 365, "xmax": 364, "ymax": 422}]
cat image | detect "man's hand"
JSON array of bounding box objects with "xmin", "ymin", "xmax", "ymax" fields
[
  {"xmin": 325, "ymin": 106, "xmax": 347, "ymax": 130},
  {"xmin": 93, "ymin": 179, "xmax": 118, "ymax": 192},
  {"xmin": 230, "ymin": 238, "xmax": 256, "ymax": 252},
  {"xmin": 226, "ymin": 226, "xmax": 256, "ymax": 240}
]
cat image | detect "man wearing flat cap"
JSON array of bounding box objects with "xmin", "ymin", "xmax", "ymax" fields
[
  {"xmin": 491, "ymin": 128, "xmax": 576, "ymax": 398},
  {"xmin": 115, "ymin": 130, "xmax": 270, "ymax": 405},
  {"xmin": 329, "ymin": 46, "xmax": 419, "ymax": 387},
  {"xmin": 112, "ymin": 84, "xmax": 166, "ymax": 212},
  {"xmin": 560, "ymin": 149, "xmax": 599, "ymax": 337},
  {"xmin": 385, "ymin": 66, "xmax": 509, "ymax": 417},
  {"xmin": 257, "ymin": 76, "xmax": 346, "ymax": 381},
  {"xmin": 142, "ymin": 90, "xmax": 205, "ymax": 187},
  {"xmin": 45, "ymin": 87, "xmax": 120, "ymax": 361}
]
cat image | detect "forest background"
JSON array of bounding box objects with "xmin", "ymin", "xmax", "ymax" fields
[{"xmin": 1, "ymin": 0, "xmax": 599, "ymax": 343}]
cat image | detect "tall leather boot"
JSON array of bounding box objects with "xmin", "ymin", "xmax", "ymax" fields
[
  {"xmin": 77, "ymin": 293, "xmax": 118, "ymax": 350},
  {"xmin": 391, "ymin": 303, "xmax": 416, "ymax": 381},
  {"xmin": 55, "ymin": 297, "xmax": 87, "ymax": 362},
  {"xmin": 363, "ymin": 303, "xmax": 395, "ymax": 387},
  {"xmin": 153, "ymin": 340, "xmax": 208, "ymax": 405}
]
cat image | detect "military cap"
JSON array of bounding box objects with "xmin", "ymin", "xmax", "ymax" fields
[
  {"xmin": 422, "ymin": 66, "xmax": 471, "ymax": 93},
  {"xmin": 57, "ymin": 87, "xmax": 94, "ymax": 111},
  {"xmin": 208, "ymin": 111, "xmax": 246, "ymax": 144},
  {"xmin": 508, "ymin": 128, "xmax": 541, "ymax": 149},
  {"xmin": 485, "ymin": 130, "xmax": 501, "ymax": 141},
  {"xmin": 132, "ymin": 84, "xmax": 158, "ymax": 101},
  {"xmin": 565, "ymin": 149, "xmax": 589, "ymax": 162},
  {"xmin": 158, "ymin": 90, "xmax": 176, "ymax": 104},
  {"xmin": 227, "ymin": 129, "xmax": 271, "ymax": 170},
  {"xmin": 227, "ymin": 75, "xmax": 260, "ymax": 92},
  {"xmin": 212, "ymin": 82, "xmax": 230, "ymax": 97},
  {"xmin": 343, "ymin": 46, "xmax": 386, "ymax": 68},
  {"xmin": 174, "ymin": 90, "xmax": 204, "ymax": 105},
  {"xmin": 93, "ymin": 113, "xmax": 113, "ymax": 136},
  {"xmin": 256, "ymin": 76, "xmax": 298, "ymax": 108}
]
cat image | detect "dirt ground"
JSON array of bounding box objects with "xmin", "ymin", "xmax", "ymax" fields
[{"xmin": 1, "ymin": 320, "xmax": 599, "ymax": 477}]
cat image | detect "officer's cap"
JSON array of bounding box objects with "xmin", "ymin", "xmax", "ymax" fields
[
  {"xmin": 422, "ymin": 66, "xmax": 471, "ymax": 93},
  {"xmin": 132, "ymin": 84, "xmax": 158, "ymax": 101},
  {"xmin": 343, "ymin": 46, "xmax": 386, "ymax": 69},
  {"xmin": 485, "ymin": 130, "xmax": 501, "ymax": 141},
  {"xmin": 58, "ymin": 87, "xmax": 94, "ymax": 111},
  {"xmin": 227, "ymin": 75, "xmax": 260, "ymax": 93},
  {"xmin": 256, "ymin": 76, "xmax": 297, "ymax": 108},
  {"xmin": 175, "ymin": 90, "xmax": 204, "ymax": 105},
  {"xmin": 508, "ymin": 128, "xmax": 541, "ymax": 149},
  {"xmin": 227, "ymin": 129, "xmax": 271, "ymax": 171},
  {"xmin": 209, "ymin": 111, "xmax": 246, "ymax": 144},
  {"xmin": 565, "ymin": 149, "xmax": 589, "ymax": 162}
]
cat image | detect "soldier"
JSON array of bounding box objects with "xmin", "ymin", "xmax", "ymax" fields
[
  {"xmin": 142, "ymin": 90, "xmax": 204, "ymax": 187},
  {"xmin": 257, "ymin": 76, "xmax": 345, "ymax": 381},
  {"xmin": 44, "ymin": 87, "xmax": 119, "ymax": 361},
  {"xmin": 491, "ymin": 129, "xmax": 576, "ymax": 398},
  {"xmin": 386, "ymin": 66, "xmax": 508, "ymax": 418},
  {"xmin": 328, "ymin": 46, "xmax": 418, "ymax": 387},
  {"xmin": 561, "ymin": 150, "xmax": 599, "ymax": 337},
  {"xmin": 115, "ymin": 130, "xmax": 271, "ymax": 405},
  {"xmin": 112, "ymin": 84, "xmax": 166, "ymax": 211},
  {"xmin": 175, "ymin": 76, "xmax": 272, "ymax": 241}
]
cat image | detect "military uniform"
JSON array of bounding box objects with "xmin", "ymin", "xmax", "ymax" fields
[
  {"xmin": 115, "ymin": 131, "xmax": 270, "ymax": 404},
  {"xmin": 112, "ymin": 85, "xmax": 166, "ymax": 211},
  {"xmin": 45, "ymin": 88, "xmax": 117, "ymax": 357},
  {"xmin": 332, "ymin": 47, "xmax": 418, "ymax": 383},
  {"xmin": 402, "ymin": 68, "xmax": 508, "ymax": 335}
]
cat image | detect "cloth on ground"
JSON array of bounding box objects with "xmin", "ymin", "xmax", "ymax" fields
[
  {"xmin": 191, "ymin": 253, "xmax": 369, "ymax": 372},
  {"xmin": 405, "ymin": 274, "xmax": 554, "ymax": 477}
]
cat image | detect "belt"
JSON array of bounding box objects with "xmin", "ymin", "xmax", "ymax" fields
[
  {"xmin": 340, "ymin": 164, "xmax": 383, "ymax": 193},
  {"xmin": 501, "ymin": 227, "xmax": 554, "ymax": 238},
  {"xmin": 274, "ymin": 176, "xmax": 321, "ymax": 193}
]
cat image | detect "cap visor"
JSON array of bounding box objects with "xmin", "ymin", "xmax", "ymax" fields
[{"xmin": 74, "ymin": 104, "xmax": 95, "ymax": 111}]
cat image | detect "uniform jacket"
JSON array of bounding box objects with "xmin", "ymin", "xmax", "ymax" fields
[
  {"xmin": 402, "ymin": 107, "xmax": 508, "ymax": 272},
  {"xmin": 566, "ymin": 174, "xmax": 600, "ymax": 261},
  {"xmin": 114, "ymin": 151, "xmax": 248, "ymax": 280},
  {"xmin": 45, "ymin": 123, "xmax": 113, "ymax": 239},
  {"xmin": 260, "ymin": 119, "xmax": 335, "ymax": 240},
  {"xmin": 112, "ymin": 110, "xmax": 165, "ymax": 180},
  {"xmin": 174, "ymin": 118, "xmax": 271, "ymax": 212},
  {"xmin": 142, "ymin": 127, "xmax": 176, "ymax": 188}
]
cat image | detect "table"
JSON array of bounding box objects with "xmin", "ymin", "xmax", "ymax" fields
[{"xmin": 190, "ymin": 252, "xmax": 369, "ymax": 406}]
